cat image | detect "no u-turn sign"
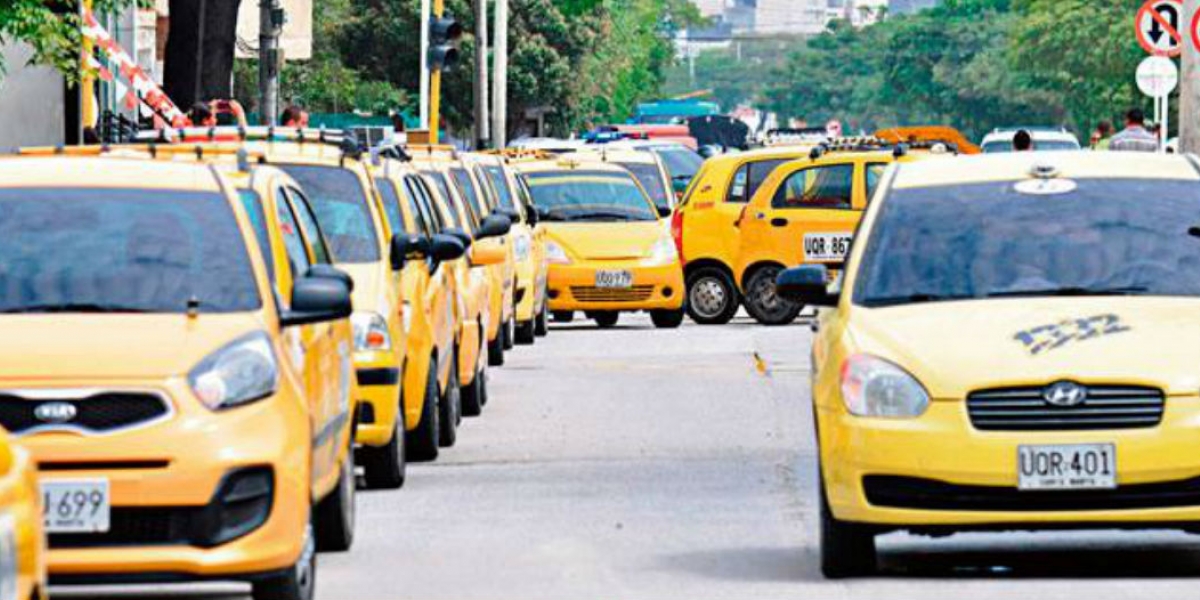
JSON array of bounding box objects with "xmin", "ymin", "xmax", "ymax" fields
[{"xmin": 1137, "ymin": 0, "xmax": 1183, "ymax": 57}]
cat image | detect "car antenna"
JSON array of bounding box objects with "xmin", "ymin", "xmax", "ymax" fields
[{"xmin": 186, "ymin": 296, "xmax": 201, "ymax": 319}]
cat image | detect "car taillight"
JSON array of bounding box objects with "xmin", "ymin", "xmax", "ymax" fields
[{"xmin": 670, "ymin": 208, "xmax": 685, "ymax": 266}]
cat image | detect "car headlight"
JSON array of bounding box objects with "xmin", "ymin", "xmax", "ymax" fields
[
  {"xmin": 545, "ymin": 240, "xmax": 571, "ymax": 265},
  {"xmin": 513, "ymin": 235, "xmax": 532, "ymax": 261},
  {"xmin": 839, "ymin": 354, "xmax": 929, "ymax": 418},
  {"xmin": 0, "ymin": 513, "xmax": 15, "ymax": 600},
  {"xmin": 643, "ymin": 237, "xmax": 678, "ymax": 266},
  {"xmin": 189, "ymin": 332, "xmax": 279, "ymax": 411},
  {"xmin": 352, "ymin": 311, "xmax": 392, "ymax": 352},
  {"xmin": 401, "ymin": 301, "xmax": 413, "ymax": 335}
]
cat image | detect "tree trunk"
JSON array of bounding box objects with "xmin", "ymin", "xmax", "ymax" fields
[{"xmin": 164, "ymin": 0, "xmax": 242, "ymax": 108}]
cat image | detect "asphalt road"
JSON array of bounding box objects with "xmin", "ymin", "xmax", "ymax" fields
[{"xmin": 57, "ymin": 313, "xmax": 1200, "ymax": 599}]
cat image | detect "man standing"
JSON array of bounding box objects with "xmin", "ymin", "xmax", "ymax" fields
[
  {"xmin": 280, "ymin": 105, "xmax": 309, "ymax": 128},
  {"xmin": 1108, "ymin": 109, "xmax": 1159, "ymax": 152}
]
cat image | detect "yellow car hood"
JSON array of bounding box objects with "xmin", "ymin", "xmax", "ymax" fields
[
  {"xmin": 340, "ymin": 262, "xmax": 388, "ymax": 315},
  {"xmin": 0, "ymin": 314, "xmax": 266, "ymax": 379},
  {"xmin": 845, "ymin": 297, "xmax": 1200, "ymax": 399},
  {"xmin": 544, "ymin": 221, "xmax": 665, "ymax": 260}
]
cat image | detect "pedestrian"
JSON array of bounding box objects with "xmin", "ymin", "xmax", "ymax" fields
[
  {"xmin": 1012, "ymin": 129, "xmax": 1033, "ymax": 152},
  {"xmin": 280, "ymin": 105, "xmax": 309, "ymax": 128},
  {"xmin": 1091, "ymin": 120, "xmax": 1113, "ymax": 150},
  {"xmin": 1108, "ymin": 108, "xmax": 1159, "ymax": 152},
  {"xmin": 189, "ymin": 102, "xmax": 216, "ymax": 128}
]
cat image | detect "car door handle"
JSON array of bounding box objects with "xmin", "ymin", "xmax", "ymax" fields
[{"xmin": 770, "ymin": 218, "xmax": 788, "ymax": 227}]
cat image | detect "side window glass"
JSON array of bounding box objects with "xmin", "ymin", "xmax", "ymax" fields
[
  {"xmin": 275, "ymin": 187, "xmax": 313, "ymax": 278},
  {"xmin": 771, "ymin": 165, "xmax": 855, "ymax": 210},
  {"xmin": 286, "ymin": 188, "xmax": 332, "ymax": 265},
  {"xmin": 451, "ymin": 169, "xmax": 483, "ymax": 228},
  {"xmin": 747, "ymin": 159, "xmax": 789, "ymax": 201},
  {"xmin": 725, "ymin": 164, "xmax": 748, "ymax": 203},
  {"xmin": 236, "ymin": 189, "xmax": 276, "ymax": 283},
  {"xmin": 865, "ymin": 163, "xmax": 888, "ymax": 203},
  {"xmin": 417, "ymin": 177, "xmax": 447, "ymax": 231},
  {"xmin": 405, "ymin": 176, "xmax": 437, "ymax": 234},
  {"xmin": 474, "ymin": 166, "xmax": 498, "ymax": 210},
  {"xmin": 374, "ymin": 177, "xmax": 406, "ymax": 237}
]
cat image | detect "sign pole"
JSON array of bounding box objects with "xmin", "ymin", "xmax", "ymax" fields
[
  {"xmin": 1182, "ymin": 0, "xmax": 1200, "ymax": 153},
  {"xmin": 419, "ymin": 0, "xmax": 431, "ymax": 130}
]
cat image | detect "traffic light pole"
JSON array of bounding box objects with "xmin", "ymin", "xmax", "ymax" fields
[
  {"xmin": 492, "ymin": 0, "xmax": 509, "ymax": 148},
  {"xmin": 474, "ymin": 0, "xmax": 490, "ymax": 149},
  {"xmin": 430, "ymin": 0, "xmax": 446, "ymax": 144},
  {"xmin": 419, "ymin": 0, "xmax": 431, "ymax": 131},
  {"xmin": 1182, "ymin": 0, "xmax": 1200, "ymax": 153}
]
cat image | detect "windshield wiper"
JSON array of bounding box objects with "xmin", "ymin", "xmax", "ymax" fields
[
  {"xmin": 0, "ymin": 303, "xmax": 152, "ymax": 314},
  {"xmin": 985, "ymin": 286, "xmax": 1148, "ymax": 298},
  {"xmin": 863, "ymin": 293, "xmax": 974, "ymax": 307},
  {"xmin": 566, "ymin": 211, "xmax": 642, "ymax": 222}
]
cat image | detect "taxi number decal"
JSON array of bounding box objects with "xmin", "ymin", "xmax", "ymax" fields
[
  {"xmin": 803, "ymin": 233, "xmax": 852, "ymax": 262},
  {"xmin": 1013, "ymin": 314, "xmax": 1130, "ymax": 356}
]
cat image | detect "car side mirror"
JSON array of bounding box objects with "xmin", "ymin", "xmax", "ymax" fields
[
  {"xmin": 442, "ymin": 228, "xmax": 473, "ymax": 250},
  {"xmin": 391, "ymin": 233, "xmax": 430, "ymax": 271},
  {"xmin": 430, "ymin": 233, "xmax": 467, "ymax": 263},
  {"xmin": 525, "ymin": 206, "xmax": 539, "ymax": 227},
  {"xmin": 657, "ymin": 205, "xmax": 673, "ymax": 218},
  {"xmin": 775, "ymin": 265, "xmax": 838, "ymax": 307},
  {"xmin": 305, "ymin": 264, "xmax": 354, "ymax": 293},
  {"xmin": 475, "ymin": 214, "xmax": 512, "ymax": 240},
  {"xmin": 281, "ymin": 276, "xmax": 353, "ymax": 327},
  {"xmin": 469, "ymin": 242, "xmax": 507, "ymax": 266}
]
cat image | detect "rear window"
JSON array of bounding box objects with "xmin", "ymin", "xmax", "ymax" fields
[
  {"xmin": 617, "ymin": 162, "xmax": 669, "ymax": 211},
  {"xmin": 0, "ymin": 188, "xmax": 260, "ymax": 314},
  {"xmin": 278, "ymin": 165, "xmax": 380, "ymax": 263},
  {"xmin": 654, "ymin": 147, "xmax": 704, "ymax": 182}
]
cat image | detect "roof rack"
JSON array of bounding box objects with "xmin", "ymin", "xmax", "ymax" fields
[
  {"xmin": 16, "ymin": 143, "xmax": 268, "ymax": 172},
  {"xmin": 478, "ymin": 148, "xmax": 559, "ymax": 162},
  {"xmin": 130, "ymin": 126, "xmax": 364, "ymax": 159}
]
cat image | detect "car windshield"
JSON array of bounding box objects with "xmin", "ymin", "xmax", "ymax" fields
[
  {"xmin": 0, "ymin": 188, "xmax": 260, "ymax": 314},
  {"xmin": 616, "ymin": 162, "xmax": 670, "ymax": 211},
  {"xmin": 278, "ymin": 164, "xmax": 380, "ymax": 263},
  {"xmin": 524, "ymin": 170, "xmax": 658, "ymax": 222},
  {"xmin": 654, "ymin": 146, "xmax": 704, "ymax": 182},
  {"xmin": 853, "ymin": 178, "xmax": 1200, "ymax": 307}
]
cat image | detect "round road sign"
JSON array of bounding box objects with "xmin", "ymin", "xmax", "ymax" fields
[
  {"xmin": 1137, "ymin": 0, "xmax": 1183, "ymax": 57},
  {"xmin": 1136, "ymin": 55, "xmax": 1179, "ymax": 97}
]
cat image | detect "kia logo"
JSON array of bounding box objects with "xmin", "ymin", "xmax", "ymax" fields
[
  {"xmin": 34, "ymin": 402, "xmax": 77, "ymax": 424},
  {"xmin": 1043, "ymin": 381, "xmax": 1087, "ymax": 407}
]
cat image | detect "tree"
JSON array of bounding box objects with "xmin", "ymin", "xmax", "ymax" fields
[
  {"xmin": 0, "ymin": 0, "xmax": 140, "ymax": 81},
  {"xmin": 163, "ymin": 0, "xmax": 242, "ymax": 107}
]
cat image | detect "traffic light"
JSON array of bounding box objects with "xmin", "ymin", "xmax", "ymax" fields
[{"xmin": 429, "ymin": 16, "xmax": 463, "ymax": 71}]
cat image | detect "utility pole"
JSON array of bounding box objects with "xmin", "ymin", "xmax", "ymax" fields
[
  {"xmin": 258, "ymin": 0, "xmax": 283, "ymax": 125},
  {"xmin": 474, "ymin": 0, "xmax": 490, "ymax": 149},
  {"xmin": 492, "ymin": 0, "xmax": 509, "ymax": 148},
  {"xmin": 1182, "ymin": 0, "xmax": 1200, "ymax": 153},
  {"xmin": 420, "ymin": 0, "xmax": 431, "ymax": 130}
]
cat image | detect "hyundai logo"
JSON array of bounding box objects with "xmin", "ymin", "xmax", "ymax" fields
[
  {"xmin": 1043, "ymin": 381, "xmax": 1087, "ymax": 407},
  {"xmin": 33, "ymin": 402, "xmax": 77, "ymax": 424}
]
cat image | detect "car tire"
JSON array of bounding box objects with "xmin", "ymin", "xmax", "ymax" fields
[
  {"xmin": 515, "ymin": 320, "xmax": 535, "ymax": 345},
  {"xmin": 252, "ymin": 519, "xmax": 316, "ymax": 600},
  {"xmin": 462, "ymin": 364, "xmax": 486, "ymax": 417},
  {"xmin": 552, "ymin": 310, "xmax": 574, "ymax": 323},
  {"xmin": 743, "ymin": 265, "xmax": 803, "ymax": 326},
  {"xmin": 502, "ymin": 317, "xmax": 515, "ymax": 350},
  {"xmin": 438, "ymin": 352, "xmax": 461, "ymax": 447},
  {"xmin": 487, "ymin": 329, "xmax": 505, "ymax": 367},
  {"xmin": 650, "ymin": 309, "xmax": 685, "ymax": 329},
  {"xmin": 685, "ymin": 267, "xmax": 739, "ymax": 325},
  {"xmin": 591, "ymin": 311, "xmax": 619, "ymax": 328},
  {"xmin": 534, "ymin": 305, "xmax": 549, "ymax": 337},
  {"xmin": 405, "ymin": 358, "xmax": 440, "ymax": 462},
  {"xmin": 819, "ymin": 478, "xmax": 876, "ymax": 578},
  {"xmin": 359, "ymin": 396, "xmax": 406, "ymax": 490},
  {"xmin": 314, "ymin": 442, "xmax": 355, "ymax": 552}
]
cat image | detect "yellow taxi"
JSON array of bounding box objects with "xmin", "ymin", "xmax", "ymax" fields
[
  {"xmin": 0, "ymin": 155, "xmax": 358, "ymax": 599},
  {"xmin": 515, "ymin": 159, "xmax": 684, "ymax": 328},
  {"xmin": 564, "ymin": 148, "xmax": 677, "ymax": 214},
  {"xmin": 371, "ymin": 159, "xmax": 469, "ymax": 460},
  {"xmin": 468, "ymin": 153, "xmax": 548, "ymax": 345},
  {"xmin": 673, "ymin": 145, "xmax": 821, "ymax": 325},
  {"xmin": 0, "ymin": 430, "xmax": 45, "ymax": 600},
  {"xmin": 776, "ymin": 152, "xmax": 1200, "ymax": 577},
  {"xmin": 460, "ymin": 153, "xmax": 519, "ymax": 365},
  {"xmin": 735, "ymin": 145, "xmax": 920, "ymax": 325}
]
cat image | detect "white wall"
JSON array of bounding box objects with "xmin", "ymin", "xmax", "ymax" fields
[{"xmin": 0, "ymin": 43, "xmax": 65, "ymax": 149}]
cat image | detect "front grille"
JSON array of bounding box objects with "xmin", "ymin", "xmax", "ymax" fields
[
  {"xmin": 967, "ymin": 385, "xmax": 1164, "ymax": 431},
  {"xmin": 864, "ymin": 475, "xmax": 1200, "ymax": 511},
  {"xmin": 50, "ymin": 507, "xmax": 192, "ymax": 549},
  {"xmin": 0, "ymin": 391, "xmax": 170, "ymax": 434},
  {"xmin": 570, "ymin": 285, "xmax": 655, "ymax": 303}
]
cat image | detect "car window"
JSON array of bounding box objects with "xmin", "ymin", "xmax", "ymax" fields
[
  {"xmin": 274, "ymin": 187, "xmax": 312, "ymax": 280},
  {"xmin": 654, "ymin": 146, "xmax": 704, "ymax": 182},
  {"xmin": 451, "ymin": 168, "xmax": 484, "ymax": 228},
  {"xmin": 484, "ymin": 166, "xmax": 516, "ymax": 211},
  {"xmin": 617, "ymin": 162, "xmax": 669, "ymax": 211},
  {"xmin": 524, "ymin": 170, "xmax": 658, "ymax": 222},
  {"xmin": 772, "ymin": 164, "xmax": 855, "ymax": 209},
  {"xmin": 278, "ymin": 164, "xmax": 381, "ymax": 263},
  {"xmin": 410, "ymin": 175, "xmax": 445, "ymax": 232},
  {"xmin": 726, "ymin": 164, "xmax": 748, "ymax": 203},
  {"xmin": 473, "ymin": 166, "xmax": 499, "ymax": 210},
  {"xmin": 401, "ymin": 177, "xmax": 431, "ymax": 236},
  {"xmin": 236, "ymin": 188, "xmax": 275, "ymax": 283},
  {"xmin": 374, "ymin": 177, "xmax": 406, "ymax": 238},
  {"xmin": 0, "ymin": 188, "xmax": 260, "ymax": 314},
  {"xmin": 865, "ymin": 163, "xmax": 888, "ymax": 203},
  {"xmin": 748, "ymin": 159, "xmax": 790, "ymax": 202},
  {"xmin": 285, "ymin": 187, "xmax": 332, "ymax": 265},
  {"xmin": 853, "ymin": 178, "xmax": 1200, "ymax": 307},
  {"xmin": 423, "ymin": 170, "xmax": 463, "ymax": 230}
]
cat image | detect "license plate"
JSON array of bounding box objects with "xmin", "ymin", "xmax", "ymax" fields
[
  {"xmin": 803, "ymin": 233, "xmax": 853, "ymax": 262},
  {"xmin": 41, "ymin": 479, "xmax": 110, "ymax": 533},
  {"xmin": 594, "ymin": 270, "xmax": 633, "ymax": 289},
  {"xmin": 1018, "ymin": 444, "xmax": 1116, "ymax": 490}
]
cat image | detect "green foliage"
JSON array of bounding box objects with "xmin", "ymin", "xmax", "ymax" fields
[
  {"xmin": 662, "ymin": 39, "xmax": 793, "ymax": 111},
  {"xmin": 0, "ymin": 0, "xmax": 143, "ymax": 82}
]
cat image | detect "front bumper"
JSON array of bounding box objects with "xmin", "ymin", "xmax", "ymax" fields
[
  {"xmin": 819, "ymin": 398, "xmax": 1200, "ymax": 529},
  {"xmin": 17, "ymin": 378, "xmax": 310, "ymax": 579},
  {"xmin": 353, "ymin": 349, "xmax": 402, "ymax": 447},
  {"xmin": 546, "ymin": 262, "xmax": 684, "ymax": 312}
]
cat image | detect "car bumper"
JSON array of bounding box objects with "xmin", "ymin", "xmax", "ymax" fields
[
  {"xmin": 546, "ymin": 262, "xmax": 684, "ymax": 311},
  {"xmin": 17, "ymin": 379, "xmax": 309, "ymax": 580},
  {"xmin": 819, "ymin": 399, "xmax": 1200, "ymax": 530},
  {"xmin": 353, "ymin": 350, "xmax": 402, "ymax": 447}
]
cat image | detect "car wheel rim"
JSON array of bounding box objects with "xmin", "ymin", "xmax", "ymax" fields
[
  {"xmin": 689, "ymin": 277, "xmax": 728, "ymax": 318},
  {"xmin": 753, "ymin": 270, "xmax": 787, "ymax": 316}
]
